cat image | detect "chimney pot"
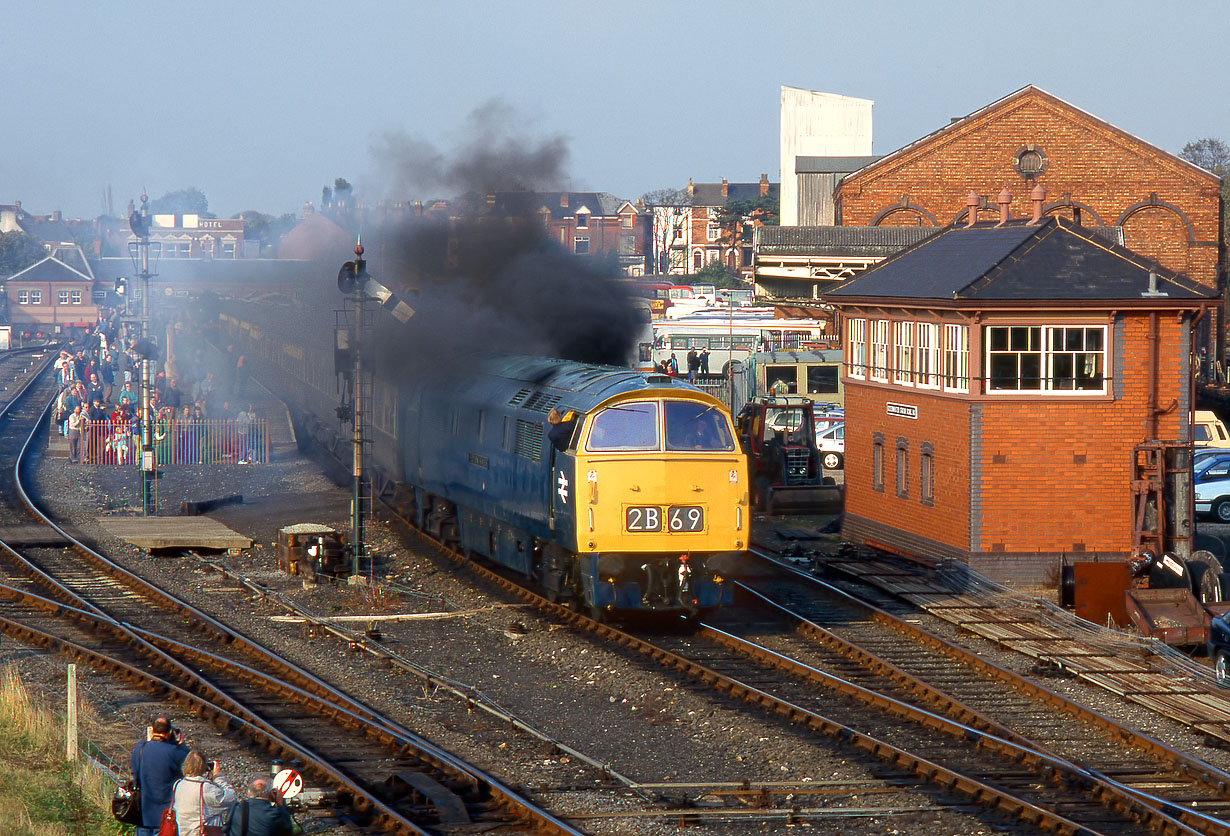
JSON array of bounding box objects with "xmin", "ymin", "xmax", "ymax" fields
[
  {"xmin": 1029, "ymin": 183, "xmax": 1045, "ymax": 224},
  {"xmin": 966, "ymin": 190, "xmax": 980, "ymax": 228},
  {"xmin": 995, "ymin": 188, "xmax": 1012, "ymax": 227}
]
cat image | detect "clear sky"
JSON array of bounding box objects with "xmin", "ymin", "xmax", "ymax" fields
[{"xmin": 4, "ymin": 0, "xmax": 1227, "ymax": 221}]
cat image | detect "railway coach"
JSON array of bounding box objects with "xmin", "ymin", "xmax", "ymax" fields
[{"xmin": 404, "ymin": 357, "xmax": 747, "ymax": 618}]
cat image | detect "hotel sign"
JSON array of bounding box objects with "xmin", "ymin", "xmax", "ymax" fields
[{"xmin": 886, "ymin": 402, "xmax": 917, "ymax": 419}]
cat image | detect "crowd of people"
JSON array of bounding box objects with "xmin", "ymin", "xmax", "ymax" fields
[
  {"xmin": 129, "ymin": 716, "xmax": 296, "ymax": 835},
  {"xmin": 51, "ymin": 307, "xmax": 259, "ymax": 466}
]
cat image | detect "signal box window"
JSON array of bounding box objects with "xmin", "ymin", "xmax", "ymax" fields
[
  {"xmin": 665, "ymin": 401, "xmax": 734, "ymax": 451},
  {"xmin": 986, "ymin": 324, "xmax": 1105, "ymax": 393},
  {"xmin": 587, "ymin": 401, "xmax": 659, "ymax": 451}
]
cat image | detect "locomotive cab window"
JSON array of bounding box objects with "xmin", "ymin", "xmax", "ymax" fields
[
  {"xmin": 665, "ymin": 401, "xmax": 735, "ymax": 451},
  {"xmin": 586, "ymin": 401, "xmax": 659, "ymax": 451}
]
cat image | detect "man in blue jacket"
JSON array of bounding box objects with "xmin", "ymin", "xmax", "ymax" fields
[
  {"xmin": 130, "ymin": 716, "xmax": 189, "ymax": 836},
  {"xmin": 226, "ymin": 777, "xmax": 295, "ymax": 836}
]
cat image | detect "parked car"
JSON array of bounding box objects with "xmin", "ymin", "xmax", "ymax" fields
[
  {"xmin": 1193, "ymin": 451, "xmax": 1230, "ymax": 521},
  {"xmin": 814, "ymin": 420, "xmax": 844, "ymax": 470},
  {"xmin": 1194, "ymin": 410, "xmax": 1230, "ymax": 449}
]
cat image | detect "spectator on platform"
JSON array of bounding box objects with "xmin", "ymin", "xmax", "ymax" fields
[
  {"xmin": 67, "ymin": 405, "xmax": 84, "ymax": 463},
  {"xmin": 86, "ymin": 373, "xmax": 104, "ymax": 407}
]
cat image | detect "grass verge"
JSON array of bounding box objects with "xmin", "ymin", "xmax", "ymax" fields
[{"xmin": 0, "ymin": 664, "xmax": 124, "ymax": 836}]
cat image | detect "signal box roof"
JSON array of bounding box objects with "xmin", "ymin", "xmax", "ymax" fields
[{"xmin": 824, "ymin": 217, "xmax": 1217, "ymax": 305}]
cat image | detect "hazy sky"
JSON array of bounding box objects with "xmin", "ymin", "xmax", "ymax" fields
[{"xmin": 5, "ymin": 1, "xmax": 1227, "ymax": 221}]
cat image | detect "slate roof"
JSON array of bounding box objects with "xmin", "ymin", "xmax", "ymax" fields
[
  {"xmin": 489, "ymin": 191, "xmax": 613, "ymax": 220},
  {"xmin": 756, "ymin": 225, "xmax": 935, "ymax": 257},
  {"xmin": 6, "ymin": 256, "xmax": 92, "ymax": 284},
  {"xmin": 691, "ymin": 182, "xmax": 779, "ymax": 207},
  {"xmin": 795, "ymin": 156, "xmax": 882, "ymax": 174},
  {"xmin": 825, "ymin": 218, "xmax": 1217, "ymax": 303}
]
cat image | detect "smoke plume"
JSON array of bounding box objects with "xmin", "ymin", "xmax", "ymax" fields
[{"xmin": 360, "ymin": 102, "xmax": 645, "ymax": 383}]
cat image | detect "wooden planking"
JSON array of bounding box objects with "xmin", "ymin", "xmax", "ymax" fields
[
  {"xmin": 0, "ymin": 526, "xmax": 70, "ymax": 546},
  {"xmin": 98, "ymin": 516, "xmax": 252, "ymax": 550}
]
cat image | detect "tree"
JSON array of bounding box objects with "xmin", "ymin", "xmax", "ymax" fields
[
  {"xmin": 642, "ymin": 187, "xmax": 692, "ymax": 275},
  {"xmin": 711, "ymin": 195, "xmax": 779, "ymax": 277},
  {"xmin": 695, "ymin": 258, "xmax": 745, "ymax": 289},
  {"xmin": 233, "ymin": 210, "xmax": 271, "ymax": 243},
  {"xmin": 1179, "ymin": 137, "xmax": 1230, "ymax": 251},
  {"xmin": 0, "ymin": 231, "xmax": 46, "ymax": 277},
  {"xmin": 1180, "ymin": 138, "xmax": 1230, "ymax": 175},
  {"xmin": 149, "ymin": 187, "xmax": 213, "ymax": 218}
]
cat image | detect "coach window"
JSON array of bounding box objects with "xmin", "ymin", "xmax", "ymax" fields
[
  {"xmin": 586, "ymin": 401, "xmax": 659, "ymax": 451},
  {"xmin": 805, "ymin": 364, "xmax": 838, "ymax": 395},
  {"xmin": 665, "ymin": 401, "xmax": 735, "ymax": 451},
  {"xmin": 764, "ymin": 366, "xmax": 797, "ymax": 394}
]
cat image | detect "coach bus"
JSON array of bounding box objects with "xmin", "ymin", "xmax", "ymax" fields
[{"xmin": 638, "ymin": 311, "xmax": 831, "ymax": 375}]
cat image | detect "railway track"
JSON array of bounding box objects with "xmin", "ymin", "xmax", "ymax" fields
[
  {"xmin": 352, "ymin": 494, "xmax": 1230, "ymax": 834},
  {"xmin": 0, "ymin": 362, "xmax": 585, "ymax": 835}
]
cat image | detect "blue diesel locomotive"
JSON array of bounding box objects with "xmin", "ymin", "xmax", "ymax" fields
[{"xmin": 403, "ymin": 356, "xmax": 748, "ymax": 617}]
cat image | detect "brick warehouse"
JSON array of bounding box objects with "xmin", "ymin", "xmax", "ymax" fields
[
  {"xmin": 831, "ymin": 86, "xmax": 1225, "ymax": 366},
  {"xmin": 826, "ymin": 217, "xmax": 1219, "ymax": 593}
]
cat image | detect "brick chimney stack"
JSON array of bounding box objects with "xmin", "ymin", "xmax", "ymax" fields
[
  {"xmin": 687, "ymin": 178, "xmax": 694, "ymax": 197},
  {"xmin": 721, "ymin": 178, "xmax": 728, "ymax": 197},
  {"xmin": 560, "ymin": 193, "xmax": 569, "ymax": 208},
  {"xmin": 759, "ymin": 173, "xmax": 769, "ymax": 196}
]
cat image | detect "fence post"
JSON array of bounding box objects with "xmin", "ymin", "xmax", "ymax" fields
[{"xmin": 66, "ymin": 663, "xmax": 77, "ymax": 761}]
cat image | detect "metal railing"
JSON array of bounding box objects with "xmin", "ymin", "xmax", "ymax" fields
[{"xmin": 58, "ymin": 418, "xmax": 269, "ymax": 466}]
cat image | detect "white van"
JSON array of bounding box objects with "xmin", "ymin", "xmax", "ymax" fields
[{"xmin": 1194, "ymin": 410, "xmax": 1230, "ymax": 449}]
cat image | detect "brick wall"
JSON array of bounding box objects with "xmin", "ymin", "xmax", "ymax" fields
[
  {"xmin": 836, "ymin": 89, "xmax": 1222, "ymax": 289},
  {"xmin": 843, "ymin": 310, "xmax": 1194, "ymax": 571}
]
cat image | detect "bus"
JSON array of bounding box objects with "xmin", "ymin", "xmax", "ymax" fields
[{"xmin": 639, "ymin": 312, "xmax": 831, "ymax": 376}]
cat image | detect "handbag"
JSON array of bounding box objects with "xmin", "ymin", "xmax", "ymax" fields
[
  {"xmin": 111, "ymin": 741, "xmax": 143, "ymax": 825},
  {"xmin": 157, "ymin": 804, "xmax": 178, "ymax": 836}
]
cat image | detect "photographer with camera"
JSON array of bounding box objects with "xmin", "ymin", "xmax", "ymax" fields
[
  {"xmin": 173, "ymin": 750, "xmax": 237, "ymax": 835},
  {"xmin": 129, "ymin": 716, "xmax": 190, "ymax": 836}
]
